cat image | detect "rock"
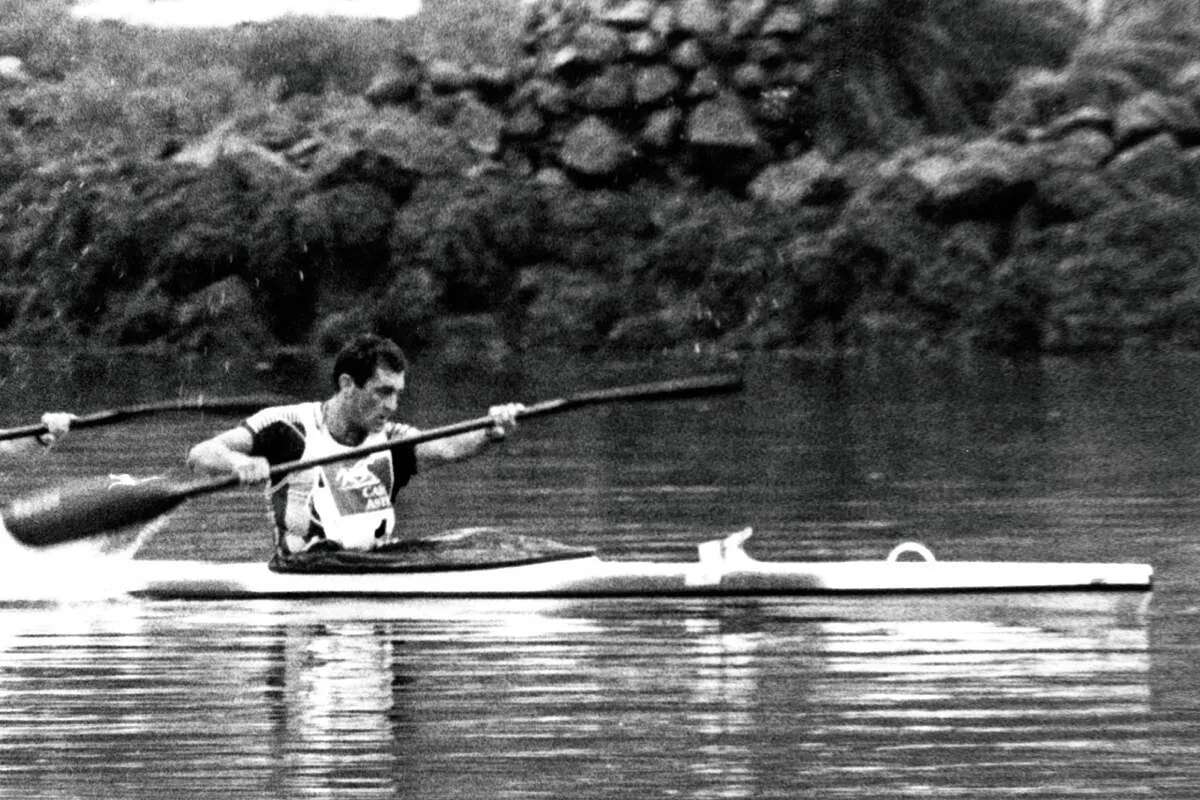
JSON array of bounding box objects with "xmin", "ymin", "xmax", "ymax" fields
[
  {"xmin": 760, "ymin": 7, "xmax": 809, "ymax": 35},
  {"xmin": 364, "ymin": 57, "xmax": 424, "ymax": 107},
  {"xmin": 748, "ymin": 150, "xmax": 847, "ymax": 205},
  {"xmin": 427, "ymin": 59, "xmax": 472, "ymax": 94},
  {"xmin": 772, "ymin": 61, "xmax": 815, "ymax": 87},
  {"xmin": 686, "ymin": 94, "xmax": 769, "ymax": 187},
  {"xmin": 1171, "ymin": 60, "xmax": 1200, "ymax": 104},
  {"xmin": 687, "ymin": 93, "xmax": 763, "ymax": 150},
  {"xmin": 0, "ymin": 56, "xmax": 32, "ymax": 87},
  {"xmin": 747, "ymin": 37, "xmax": 787, "ymax": 65},
  {"xmin": 641, "ymin": 107, "xmax": 684, "ymax": 150},
  {"xmin": 453, "ymin": 96, "xmax": 507, "ymax": 157},
  {"xmin": 1042, "ymin": 105, "xmax": 1112, "ymax": 139},
  {"xmin": 677, "ymin": 0, "xmax": 724, "ymax": 35},
  {"xmin": 361, "ymin": 111, "xmax": 477, "ymax": 177},
  {"xmin": 687, "ymin": 67, "xmax": 722, "ymax": 99},
  {"xmin": 469, "ymin": 63, "xmax": 514, "ymax": 102},
  {"xmin": 1114, "ymin": 91, "xmax": 1200, "ymax": 148},
  {"xmin": 575, "ymin": 65, "xmax": 633, "ymax": 110},
  {"xmin": 310, "ymin": 145, "xmax": 420, "ymax": 204},
  {"xmin": 1106, "ymin": 132, "xmax": 1194, "ymax": 197},
  {"xmin": 558, "ymin": 116, "xmax": 637, "ymax": 179},
  {"xmin": 649, "ymin": 4, "xmax": 676, "ymax": 36},
  {"xmin": 285, "ymin": 137, "xmax": 323, "ymax": 169},
  {"xmin": 732, "ymin": 62, "xmax": 767, "ymax": 93},
  {"xmin": 601, "ymin": 0, "xmax": 655, "ymax": 29},
  {"xmin": 670, "ymin": 39, "xmax": 707, "ymax": 71},
  {"xmin": 910, "ymin": 138, "xmax": 1037, "ymax": 219},
  {"xmin": 504, "ymin": 105, "xmax": 546, "ymax": 139},
  {"xmin": 992, "ymin": 67, "xmax": 1070, "ymax": 128},
  {"xmin": 574, "ymin": 22, "xmax": 626, "ymax": 63},
  {"xmin": 1029, "ymin": 128, "xmax": 1114, "ymax": 171},
  {"xmin": 532, "ymin": 82, "xmax": 573, "ymax": 116},
  {"xmin": 1034, "ymin": 170, "xmax": 1124, "ymax": 223},
  {"xmin": 634, "ymin": 64, "xmax": 681, "ymax": 106},
  {"xmin": 627, "ymin": 31, "xmax": 666, "ymax": 59},
  {"xmin": 728, "ymin": 0, "xmax": 770, "ymax": 37},
  {"xmin": 549, "ymin": 46, "xmax": 585, "ymax": 76},
  {"xmin": 173, "ymin": 127, "xmax": 301, "ymax": 188},
  {"xmin": 534, "ymin": 166, "xmax": 571, "ymax": 186}
]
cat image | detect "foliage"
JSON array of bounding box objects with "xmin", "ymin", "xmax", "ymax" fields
[
  {"xmin": 994, "ymin": 5, "xmax": 1200, "ymax": 124},
  {"xmin": 1009, "ymin": 197, "xmax": 1200, "ymax": 350},
  {"xmin": 4, "ymin": 1, "xmax": 1200, "ymax": 358},
  {"xmin": 806, "ymin": 0, "xmax": 1084, "ymax": 151},
  {"xmin": 1062, "ymin": 19, "xmax": 1200, "ymax": 107}
]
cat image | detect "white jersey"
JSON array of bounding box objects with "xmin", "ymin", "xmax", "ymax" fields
[{"xmin": 242, "ymin": 402, "xmax": 418, "ymax": 553}]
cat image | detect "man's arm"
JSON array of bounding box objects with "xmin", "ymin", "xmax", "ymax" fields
[
  {"xmin": 0, "ymin": 411, "xmax": 75, "ymax": 456},
  {"xmin": 187, "ymin": 427, "xmax": 270, "ymax": 484},
  {"xmin": 416, "ymin": 403, "xmax": 524, "ymax": 468}
]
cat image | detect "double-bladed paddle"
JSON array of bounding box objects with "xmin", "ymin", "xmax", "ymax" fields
[
  {"xmin": 0, "ymin": 394, "xmax": 298, "ymax": 441},
  {"xmin": 2, "ymin": 372, "xmax": 744, "ymax": 548}
]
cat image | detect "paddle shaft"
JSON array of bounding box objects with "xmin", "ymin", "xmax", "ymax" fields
[
  {"xmin": 186, "ymin": 372, "xmax": 746, "ymax": 498},
  {"xmin": 2, "ymin": 372, "xmax": 743, "ymax": 547},
  {"xmin": 0, "ymin": 394, "xmax": 297, "ymax": 441}
]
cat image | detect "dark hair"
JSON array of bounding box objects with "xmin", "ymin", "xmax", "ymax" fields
[{"xmin": 332, "ymin": 333, "xmax": 408, "ymax": 389}]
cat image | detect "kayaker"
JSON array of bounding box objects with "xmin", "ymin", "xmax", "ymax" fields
[
  {"xmin": 0, "ymin": 412, "xmax": 74, "ymax": 454},
  {"xmin": 186, "ymin": 333, "xmax": 524, "ymax": 556}
]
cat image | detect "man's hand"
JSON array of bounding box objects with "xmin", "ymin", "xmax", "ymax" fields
[
  {"xmin": 486, "ymin": 403, "xmax": 525, "ymax": 441},
  {"xmin": 38, "ymin": 412, "xmax": 77, "ymax": 446},
  {"xmin": 233, "ymin": 454, "xmax": 272, "ymax": 485}
]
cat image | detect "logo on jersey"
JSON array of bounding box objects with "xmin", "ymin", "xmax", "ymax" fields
[{"xmin": 321, "ymin": 454, "xmax": 395, "ymax": 516}]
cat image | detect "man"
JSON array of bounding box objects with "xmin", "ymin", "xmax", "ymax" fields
[
  {"xmin": 187, "ymin": 333, "xmax": 523, "ymax": 555},
  {"xmin": 0, "ymin": 412, "xmax": 74, "ymax": 454}
]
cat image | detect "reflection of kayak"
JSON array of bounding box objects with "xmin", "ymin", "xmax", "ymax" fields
[{"xmin": 124, "ymin": 529, "xmax": 1153, "ymax": 600}]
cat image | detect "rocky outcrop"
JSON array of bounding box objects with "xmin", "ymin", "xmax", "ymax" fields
[
  {"xmin": 509, "ymin": 0, "xmax": 834, "ymax": 186},
  {"xmin": 357, "ymin": 0, "xmax": 851, "ymax": 188}
]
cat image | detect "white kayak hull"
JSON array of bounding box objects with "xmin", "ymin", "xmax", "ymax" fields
[{"xmin": 124, "ymin": 530, "xmax": 1153, "ymax": 600}]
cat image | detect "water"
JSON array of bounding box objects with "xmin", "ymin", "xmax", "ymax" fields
[{"xmin": 0, "ymin": 349, "xmax": 1195, "ymax": 798}]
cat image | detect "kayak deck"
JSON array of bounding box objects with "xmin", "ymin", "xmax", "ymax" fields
[{"xmin": 126, "ymin": 529, "xmax": 1153, "ymax": 600}]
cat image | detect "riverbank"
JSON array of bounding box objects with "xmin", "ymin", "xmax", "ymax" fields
[
  {"xmin": 0, "ymin": 1, "xmax": 1197, "ymax": 361},
  {"xmin": 69, "ymin": 0, "xmax": 421, "ymax": 27}
]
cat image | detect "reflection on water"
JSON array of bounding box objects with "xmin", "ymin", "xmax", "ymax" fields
[
  {"xmin": 0, "ymin": 350, "xmax": 1195, "ymax": 797},
  {"xmin": 0, "ymin": 595, "xmax": 1151, "ymax": 800}
]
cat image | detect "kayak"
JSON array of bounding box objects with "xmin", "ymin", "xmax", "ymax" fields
[{"xmin": 123, "ymin": 529, "xmax": 1153, "ymax": 600}]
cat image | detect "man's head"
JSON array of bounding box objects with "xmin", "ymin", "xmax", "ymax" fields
[
  {"xmin": 332, "ymin": 333, "xmax": 407, "ymax": 389},
  {"xmin": 331, "ymin": 334, "xmax": 408, "ymax": 432}
]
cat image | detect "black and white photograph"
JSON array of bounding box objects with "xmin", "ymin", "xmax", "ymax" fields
[{"xmin": 0, "ymin": 0, "xmax": 1191, "ymax": 797}]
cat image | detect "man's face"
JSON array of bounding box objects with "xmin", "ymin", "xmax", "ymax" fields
[{"xmin": 345, "ymin": 366, "xmax": 405, "ymax": 432}]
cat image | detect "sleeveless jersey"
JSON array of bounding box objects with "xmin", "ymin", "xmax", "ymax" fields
[{"xmin": 242, "ymin": 402, "xmax": 418, "ymax": 553}]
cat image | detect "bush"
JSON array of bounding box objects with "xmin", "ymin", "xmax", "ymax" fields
[
  {"xmin": 246, "ymin": 199, "xmax": 322, "ymax": 344},
  {"xmin": 994, "ymin": 9, "xmax": 1200, "ymax": 124},
  {"xmin": 806, "ymin": 0, "xmax": 1082, "ymax": 151},
  {"xmin": 232, "ymin": 17, "xmax": 389, "ymax": 98}
]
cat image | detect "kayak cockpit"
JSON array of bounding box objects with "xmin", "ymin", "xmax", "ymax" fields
[{"xmin": 268, "ymin": 528, "xmax": 596, "ymax": 574}]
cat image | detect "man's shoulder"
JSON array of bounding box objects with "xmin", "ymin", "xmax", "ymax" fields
[{"xmin": 244, "ymin": 401, "xmax": 320, "ymax": 431}]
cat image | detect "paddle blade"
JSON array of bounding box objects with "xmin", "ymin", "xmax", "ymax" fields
[{"xmin": 1, "ymin": 476, "xmax": 193, "ymax": 548}]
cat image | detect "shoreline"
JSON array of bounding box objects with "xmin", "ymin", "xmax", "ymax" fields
[{"xmin": 69, "ymin": 0, "xmax": 421, "ymax": 27}]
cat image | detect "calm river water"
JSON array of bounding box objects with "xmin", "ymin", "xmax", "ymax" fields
[{"xmin": 0, "ymin": 348, "xmax": 1196, "ymax": 798}]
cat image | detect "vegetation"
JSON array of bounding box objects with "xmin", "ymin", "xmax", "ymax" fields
[{"xmin": 1, "ymin": 1, "xmax": 1199, "ymax": 359}]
